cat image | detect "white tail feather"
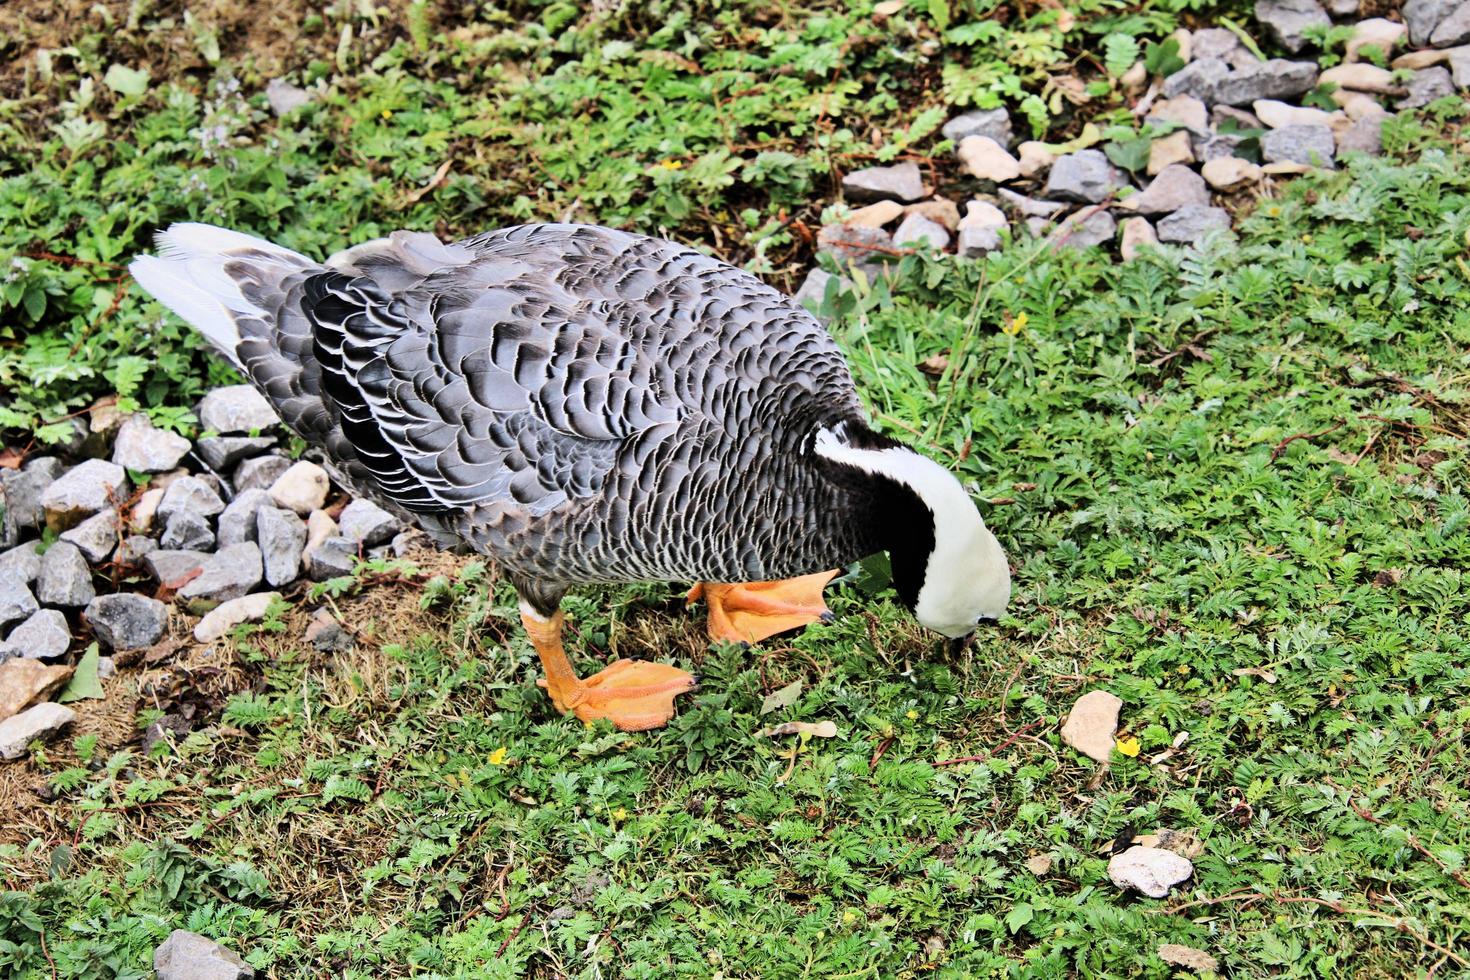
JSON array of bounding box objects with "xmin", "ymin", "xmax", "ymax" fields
[{"xmin": 128, "ymin": 222, "xmax": 313, "ymax": 366}]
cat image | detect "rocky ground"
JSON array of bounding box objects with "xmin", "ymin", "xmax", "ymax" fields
[
  {"xmin": 798, "ymin": 0, "xmax": 1470, "ymax": 309},
  {"xmin": 0, "ymin": 385, "xmax": 415, "ymax": 777},
  {"xmin": 2, "ymin": 0, "xmax": 1468, "ymax": 973}
]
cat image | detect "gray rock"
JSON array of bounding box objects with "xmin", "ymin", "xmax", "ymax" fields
[
  {"xmin": 1326, "ymin": 0, "xmax": 1358, "ymax": 14},
  {"xmin": 1398, "ymin": 66, "xmax": 1457, "ymax": 107},
  {"xmin": 86, "ymin": 594, "xmax": 168, "ymax": 650},
  {"xmin": 957, "ymin": 225, "xmax": 1003, "ymax": 257},
  {"xmin": 1, "ymin": 457, "xmax": 63, "ymax": 545},
  {"xmin": 1406, "ymin": 0, "xmax": 1460, "ymax": 45},
  {"xmin": 1051, "ymin": 209, "xmax": 1117, "ymax": 249},
  {"xmin": 0, "ymin": 574, "xmax": 40, "ymax": 632},
  {"xmin": 144, "ymin": 550, "xmax": 210, "ymax": 587},
  {"xmin": 306, "ymin": 536, "xmax": 358, "ymax": 580},
  {"xmin": 1255, "ymin": 0, "xmax": 1330, "ymax": 53},
  {"xmin": 1161, "ymin": 57, "xmax": 1232, "ymax": 101},
  {"xmin": 1439, "ymin": 12, "xmax": 1470, "ymax": 47},
  {"xmin": 0, "ymin": 702, "xmax": 76, "ymax": 760},
  {"xmin": 0, "ymin": 543, "xmax": 42, "ymax": 584},
  {"xmin": 160, "ymin": 511, "xmax": 216, "ymax": 552},
  {"xmin": 1164, "ymin": 57, "xmax": 1319, "ymax": 105},
  {"xmin": 154, "ymin": 929, "xmax": 255, "ymax": 980},
  {"xmin": 97, "ymin": 656, "xmax": 116, "ymax": 680},
  {"xmin": 59, "ymin": 508, "xmax": 118, "ymax": 564},
  {"xmin": 337, "ymin": 498, "xmax": 400, "ymax": 546},
  {"xmin": 199, "ymin": 385, "xmax": 280, "ymax": 434},
  {"xmin": 1192, "ymin": 27, "xmax": 1247, "ymax": 63},
  {"xmin": 39, "ymin": 459, "xmax": 127, "ymax": 533},
  {"xmin": 156, "ymin": 476, "xmax": 225, "ymax": 525},
  {"xmin": 1261, "ymin": 124, "xmax": 1337, "ymax": 166},
  {"xmin": 36, "ymin": 542, "xmax": 94, "ymax": 608},
  {"xmin": 841, "ymin": 162, "xmax": 925, "ymax": 203},
  {"xmin": 257, "ymin": 507, "xmax": 307, "ymax": 587},
  {"xmin": 1212, "ymin": 104, "xmax": 1264, "ymax": 130},
  {"xmin": 1158, "ymin": 205, "xmax": 1234, "ymax": 244},
  {"xmin": 942, "ymin": 107, "xmax": 1013, "ymax": 147},
  {"xmin": 817, "ymin": 223, "xmax": 895, "ymax": 280},
  {"xmin": 1123, "ymin": 165, "xmax": 1211, "ymax": 215},
  {"xmin": 116, "ymin": 535, "xmax": 157, "ymax": 567},
  {"xmin": 0, "ymin": 609, "xmax": 70, "ymax": 661},
  {"xmin": 1217, "ymin": 59, "xmax": 1321, "ymax": 105},
  {"xmin": 196, "ymin": 435, "xmax": 276, "ymax": 471},
  {"xmin": 266, "ymin": 77, "xmax": 312, "ymax": 117},
  {"xmin": 892, "ymin": 213, "xmax": 951, "ymax": 250},
  {"xmin": 111, "ymin": 414, "xmax": 191, "ymax": 473},
  {"xmin": 233, "ymin": 454, "xmax": 292, "ymax": 494},
  {"xmin": 1192, "ymin": 131, "xmax": 1252, "ymax": 162},
  {"xmin": 1451, "ymin": 47, "xmax": 1470, "ymax": 87},
  {"xmin": 1045, "ymin": 150, "xmax": 1127, "ymax": 203},
  {"xmin": 217, "ymin": 489, "xmax": 272, "ymax": 548},
  {"xmin": 390, "ymin": 529, "xmax": 425, "ymax": 557},
  {"xmin": 998, "ymin": 188, "xmax": 1067, "ymax": 217},
  {"xmin": 179, "ymin": 542, "xmax": 263, "ymax": 603},
  {"xmin": 793, "ymin": 268, "xmax": 838, "ymax": 319},
  {"xmin": 1337, "ymin": 116, "xmax": 1385, "ymax": 155}
]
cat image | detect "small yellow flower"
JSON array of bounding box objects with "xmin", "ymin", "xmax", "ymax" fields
[
  {"xmin": 1177, "ymin": 664, "xmax": 1191, "ymax": 674},
  {"xmin": 1115, "ymin": 736, "xmax": 1141, "ymax": 758},
  {"xmin": 842, "ymin": 908, "xmax": 859, "ymax": 924},
  {"xmin": 380, "ymin": 109, "xmax": 393, "ymax": 120},
  {"xmin": 906, "ymin": 709, "xmax": 919, "ymax": 720},
  {"xmin": 612, "ymin": 806, "xmax": 629, "ymax": 821},
  {"xmin": 1002, "ymin": 311, "xmax": 1028, "ymax": 336},
  {"xmin": 488, "ymin": 746, "xmax": 508, "ymax": 765},
  {"xmin": 657, "ymin": 158, "xmax": 684, "ymax": 170}
]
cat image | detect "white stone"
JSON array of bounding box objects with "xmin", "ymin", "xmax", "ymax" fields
[
  {"xmin": 194, "ymin": 592, "xmax": 281, "ymax": 642},
  {"xmin": 0, "ymin": 702, "xmax": 75, "ymax": 759},
  {"xmin": 1119, "ymin": 217, "xmax": 1159, "ymax": 262},
  {"xmin": 1146, "ymin": 131, "xmax": 1195, "ymax": 175},
  {"xmin": 1252, "ymin": 99, "xmax": 1333, "ymax": 128},
  {"xmin": 1202, "ymin": 156, "xmax": 1263, "ymax": 191},
  {"xmin": 960, "ymin": 200, "xmax": 1007, "ymax": 230},
  {"xmin": 1016, "ymin": 141, "xmax": 1054, "ymax": 178},
  {"xmin": 957, "ymin": 136, "xmax": 1022, "ymax": 182},
  {"xmin": 846, "ymin": 201, "xmax": 904, "ymax": 228},
  {"xmin": 1060, "ymin": 690, "xmax": 1122, "ymax": 761},
  {"xmin": 268, "ymin": 461, "xmax": 330, "ymax": 515},
  {"xmin": 1320, "ymin": 63, "xmax": 1398, "ymax": 93},
  {"xmin": 1108, "ymin": 845, "xmax": 1194, "ymax": 898}
]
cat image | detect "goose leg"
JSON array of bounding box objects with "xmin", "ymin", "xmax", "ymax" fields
[
  {"xmin": 521, "ymin": 603, "xmax": 697, "ymax": 732},
  {"xmin": 688, "ymin": 570, "xmax": 839, "ymax": 645}
]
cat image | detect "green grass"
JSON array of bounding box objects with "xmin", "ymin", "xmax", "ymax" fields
[{"xmin": 3, "ymin": 1, "xmax": 1470, "ymax": 977}]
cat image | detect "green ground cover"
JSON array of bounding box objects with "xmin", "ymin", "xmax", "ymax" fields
[{"xmin": 2, "ymin": 1, "xmax": 1470, "ymax": 977}]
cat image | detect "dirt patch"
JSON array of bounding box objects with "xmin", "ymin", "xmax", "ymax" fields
[{"xmin": 0, "ymin": 0, "xmax": 370, "ymax": 97}]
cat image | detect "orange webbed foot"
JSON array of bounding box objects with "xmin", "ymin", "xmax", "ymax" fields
[
  {"xmin": 689, "ymin": 570, "xmax": 839, "ymax": 645},
  {"xmin": 538, "ymin": 660, "xmax": 698, "ymax": 731}
]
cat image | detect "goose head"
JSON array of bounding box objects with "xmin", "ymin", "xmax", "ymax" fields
[{"xmin": 815, "ymin": 422, "xmax": 1011, "ymax": 643}]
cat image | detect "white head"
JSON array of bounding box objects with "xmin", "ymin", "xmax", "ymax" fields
[{"xmin": 815, "ymin": 423, "xmax": 1011, "ymax": 639}]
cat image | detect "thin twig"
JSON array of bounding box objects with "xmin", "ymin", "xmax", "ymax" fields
[
  {"xmin": 39, "ymin": 926, "xmax": 58, "ymax": 980},
  {"xmin": 1323, "ymin": 777, "xmax": 1470, "ymax": 890},
  {"xmin": 869, "ymin": 735, "xmax": 895, "ymax": 770},
  {"xmin": 934, "ymin": 719, "xmax": 1043, "ymax": 766},
  {"xmin": 1269, "ymin": 421, "xmax": 1345, "ymax": 462},
  {"xmin": 1160, "ymin": 890, "xmax": 1469, "ymax": 969}
]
